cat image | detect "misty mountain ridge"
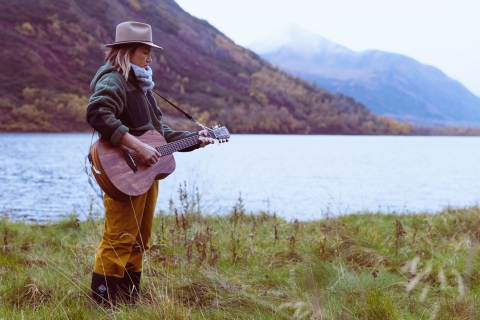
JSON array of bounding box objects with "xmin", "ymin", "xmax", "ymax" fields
[{"xmin": 249, "ymin": 24, "xmax": 480, "ymax": 127}]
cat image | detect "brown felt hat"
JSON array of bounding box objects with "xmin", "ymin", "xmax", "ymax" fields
[{"xmin": 105, "ymin": 21, "xmax": 163, "ymax": 49}]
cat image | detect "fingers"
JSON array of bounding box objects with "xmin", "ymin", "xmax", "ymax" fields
[
  {"xmin": 137, "ymin": 143, "xmax": 161, "ymax": 166},
  {"xmin": 198, "ymin": 136, "xmax": 215, "ymax": 148},
  {"xmin": 199, "ymin": 129, "xmax": 211, "ymax": 138},
  {"xmin": 148, "ymin": 153, "xmax": 160, "ymax": 165},
  {"xmin": 149, "ymin": 150, "xmax": 161, "ymax": 165}
]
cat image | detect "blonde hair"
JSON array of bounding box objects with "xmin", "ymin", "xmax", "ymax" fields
[{"xmin": 104, "ymin": 44, "xmax": 141, "ymax": 80}]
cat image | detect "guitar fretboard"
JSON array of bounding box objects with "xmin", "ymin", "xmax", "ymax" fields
[{"xmin": 155, "ymin": 135, "xmax": 200, "ymax": 156}]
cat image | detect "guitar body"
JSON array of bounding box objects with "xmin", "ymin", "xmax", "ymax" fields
[{"xmin": 90, "ymin": 130, "xmax": 176, "ymax": 202}]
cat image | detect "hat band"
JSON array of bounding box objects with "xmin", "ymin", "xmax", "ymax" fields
[{"xmin": 113, "ymin": 39, "xmax": 153, "ymax": 44}]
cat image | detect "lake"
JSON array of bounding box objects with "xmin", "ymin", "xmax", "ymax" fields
[{"xmin": 1, "ymin": 133, "xmax": 480, "ymax": 222}]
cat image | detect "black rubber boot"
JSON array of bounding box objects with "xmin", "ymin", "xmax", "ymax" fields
[
  {"xmin": 118, "ymin": 270, "xmax": 141, "ymax": 305},
  {"xmin": 90, "ymin": 272, "xmax": 118, "ymax": 307}
]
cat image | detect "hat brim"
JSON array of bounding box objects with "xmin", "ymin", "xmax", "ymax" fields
[{"xmin": 104, "ymin": 41, "xmax": 163, "ymax": 49}]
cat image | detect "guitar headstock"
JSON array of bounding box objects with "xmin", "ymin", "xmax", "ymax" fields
[{"xmin": 208, "ymin": 125, "xmax": 230, "ymax": 143}]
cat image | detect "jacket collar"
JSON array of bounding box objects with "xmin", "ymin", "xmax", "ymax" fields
[{"xmin": 128, "ymin": 68, "xmax": 145, "ymax": 94}]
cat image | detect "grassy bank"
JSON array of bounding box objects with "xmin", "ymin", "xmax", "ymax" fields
[{"xmin": 1, "ymin": 195, "xmax": 480, "ymax": 319}]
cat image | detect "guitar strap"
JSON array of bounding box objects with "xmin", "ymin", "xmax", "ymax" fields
[{"xmin": 151, "ymin": 89, "xmax": 209, "ymax": 131}]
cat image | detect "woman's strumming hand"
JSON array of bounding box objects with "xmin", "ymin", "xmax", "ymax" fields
[
  {"xmin": 120, "ymin": 133, "xmax": 161, "ymax": 166},
  {"xmin": 135, "ymin": 143, "xmax": 161, "ymax": 166}
]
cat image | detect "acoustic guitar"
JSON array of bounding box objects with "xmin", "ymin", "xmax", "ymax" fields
[{"xmin": 89, "ymin": 126, "xmax": 230, "ymax": 202}]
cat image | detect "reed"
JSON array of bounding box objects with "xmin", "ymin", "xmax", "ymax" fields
[{"xmin": 2, "ymin": 189, "xmax": 480, "ymax": 319}]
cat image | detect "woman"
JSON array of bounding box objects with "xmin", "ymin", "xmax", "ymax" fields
[{"xmin": 86, "ymin": 21, "xmax": 214, "ymax": 306}]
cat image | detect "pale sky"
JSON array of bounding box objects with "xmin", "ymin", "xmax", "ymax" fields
[{"xmin": 175, "ymin": 0, "xmax": 480, "ymax": 97}]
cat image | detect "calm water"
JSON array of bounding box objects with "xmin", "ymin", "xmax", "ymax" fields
[{"xmin": 1, "ymin": 133, "xmax": 480, "ymax": 222}]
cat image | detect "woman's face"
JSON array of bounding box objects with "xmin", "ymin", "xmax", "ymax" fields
[{"xmin": 130, "ymin": 44, "xmax": 152, "ymax": 69}]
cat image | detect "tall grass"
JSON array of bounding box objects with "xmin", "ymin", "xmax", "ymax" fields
[{"xmin": 1, "ymin": 186, "xmax": 480, "ymax": 319}]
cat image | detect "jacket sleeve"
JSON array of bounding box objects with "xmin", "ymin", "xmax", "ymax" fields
[{"xmin": 86, "ymin": 74, "xmax": 129, "ymax": 146}]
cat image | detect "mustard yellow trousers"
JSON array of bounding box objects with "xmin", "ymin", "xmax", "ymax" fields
[{"xmin": 93, "ymin": 181, "xmax": 158, "ymax": 278}]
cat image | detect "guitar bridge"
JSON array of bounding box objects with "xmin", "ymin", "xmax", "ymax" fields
[{"xmin": 124, "ymin": 150, "xmax": 138, "ymax": 173}]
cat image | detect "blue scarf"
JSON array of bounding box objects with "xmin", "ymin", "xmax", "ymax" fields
[{"xmin": 131, "ymin": 64, "xmax": 154, "ymax": 93}]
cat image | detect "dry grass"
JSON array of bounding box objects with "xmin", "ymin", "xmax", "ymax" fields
[{"xmin": 2, "ymin": 191, "xmax": 480, "ymax": 318}]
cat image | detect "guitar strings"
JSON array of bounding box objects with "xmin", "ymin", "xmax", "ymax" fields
[{"xmin": 125, "ymin": 136, "xmax": 200, "ymax": 164}]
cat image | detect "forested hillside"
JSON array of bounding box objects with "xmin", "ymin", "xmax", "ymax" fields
[{"xmin": 0, "ymin": 0, "xmax": 475, "ymax": 135}]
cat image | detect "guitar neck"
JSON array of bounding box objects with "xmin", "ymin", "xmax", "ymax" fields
[{"xmin": 155, "ymin": 135, "xmax": 200, "ymax": 156}]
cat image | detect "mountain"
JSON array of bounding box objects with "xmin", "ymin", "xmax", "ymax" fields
[
  {"xmin": 249, "ymin": 25, "xmax": 480, "ymax": 127},
  {"xmin": 0, "ymin": 1, "xmax": 478, "ymax": 135}
]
